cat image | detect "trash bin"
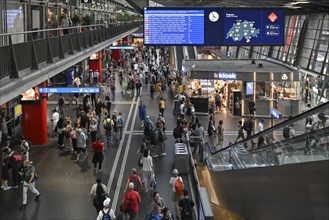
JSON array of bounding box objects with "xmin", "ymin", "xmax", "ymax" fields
[
  {"xmin": 173, "ymin": 100, "xmax": 180, "ymax": 115},
  {"xmin": 174, "ymin": 143, "xmax": 189, "ymax": 174}
]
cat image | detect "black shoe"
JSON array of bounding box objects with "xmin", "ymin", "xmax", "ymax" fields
[
  {"xmin": 19, "ymin": 204, "xmax": 27, "ymax": 210},
  {"xmin": 35, "ymin": 194, "xmax": 40, "ymax": 201}
]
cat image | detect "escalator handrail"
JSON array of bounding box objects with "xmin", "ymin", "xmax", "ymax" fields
[
  {"xmin": 235, "ymin": 126, "xmax": 329, "ymax": 155},
  {"xmin": 208, "ymin": 102, "xmax": 329, "ymax": 155}
]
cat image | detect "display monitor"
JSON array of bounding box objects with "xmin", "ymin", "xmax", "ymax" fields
[
  {"xmin": 144, "ymin": 7, "xmax": 284, "ymax": 46},
  {"xmin": 246, "ymin": 82, "xmax": 254, "ymax": 95},
  {"xmin": 20, "ymin": 87, "xmax": 41, "ymax": 103}
]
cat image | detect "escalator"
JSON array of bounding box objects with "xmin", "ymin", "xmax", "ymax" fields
[
  {"xmin": 175, "ymin": 46, "xmax": 184, "ymax": 72},
  {"xmin": 204, "ymin": 102, "xmax": 329, "ymax": 220},
  {"xmin": 188, "ymin": 46, "xmax": 196, "ymax": 59}
]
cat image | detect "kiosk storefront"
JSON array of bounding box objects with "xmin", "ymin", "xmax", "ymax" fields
[{"xmin": 184, "ymin": 59, "xmax": 300, "ymax": 117}]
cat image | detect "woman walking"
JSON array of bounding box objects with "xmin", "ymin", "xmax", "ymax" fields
[
  {"xmin": 92, "ymin": 137, "xmax": 104, "ymax": 174},
  {"xmin": 142, "ymin": 149, "xmax": 153, "ymax": 193},
  {"xmin": 216, "ymin": 120, "xmax": 224, "ymax": 149}
]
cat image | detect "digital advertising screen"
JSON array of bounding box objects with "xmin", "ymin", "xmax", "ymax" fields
[
  {"xmin": 21, "ymin": 87, "xmax": 40, "ymax": 102},
  {"xmin": 144, "ymin": 7, "xmax": 284, "ymax": 46},
  {"xmin": 246, "ymin": 82, "xmax": 254, "ymax": 95}
]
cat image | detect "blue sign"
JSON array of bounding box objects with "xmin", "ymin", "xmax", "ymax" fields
[
  {"xmin": 144, "ymin": 7, "xmax": 284, "ymax": 46},
  {"xmin": 246, "ymin": 82, "xmax": 254, "ymax": 95},
  {"xmin": 144, "ymin": 8, "xmax": 206, "ymax": 45},
  {"xmin": 109, "ymin": 46, "xmax": 134, "ymax": 50},
  {"xmin": 270, "ymin": 108, "xmax": 282, "ymax": 119},
  {"xmin": 223, "ymin": 9, "xmax": 284, "ymax": 45},
  {"xmin": 38, "ymin": 87, "xmax": 100, "ymax": 94}
]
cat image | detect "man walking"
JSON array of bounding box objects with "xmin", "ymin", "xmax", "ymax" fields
[
  {"xmin": 103, "ymin": 115, "xmax": 114, "ymax": 148},
  {"xmin": 57, "ymin": 93, "xmax": 65, "ymax": 116},
  {"xmin": 178, "ymin": 190, "xmax": 195, "ymax": 220},
  {"xmin": 159, "ymin": 97, "xmax": 166, "ymax": 117},
  {"xmin": 20, "ymin": 160, "xmax": 40, "ymax": 210},
  {"xmin": 74, "ymin": 129, "xmax": 87, "ymax": 163}
]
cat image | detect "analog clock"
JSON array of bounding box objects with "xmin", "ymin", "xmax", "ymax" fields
[{"xmin": 209, "ymin": 11, "xmax": 219, "ymax": 22}]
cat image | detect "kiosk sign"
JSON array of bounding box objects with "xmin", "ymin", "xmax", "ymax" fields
[{"xmin": 214, "ymin": 72, "xmax": 237, "ymax": 80}]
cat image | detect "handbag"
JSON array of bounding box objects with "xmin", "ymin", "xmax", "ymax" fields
[{"xmin": 137, "ymin": 155, "xmax": 143, "ymax": 167}]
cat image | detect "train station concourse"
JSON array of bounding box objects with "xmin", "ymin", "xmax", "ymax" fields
[{"xmin": 0, "ymin": 0, "xmax": 328, "ymax": 220}]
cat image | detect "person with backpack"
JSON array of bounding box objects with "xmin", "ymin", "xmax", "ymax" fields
[
  {"xmin": 96, "ymin": 198, "xmax": 116, "ymax": 220},
  {"xmin": 153, "ymin": 124, "xmax": 166, "ymax": 158},
  {"xmin": 103, "ymin": 115, "xmax": 114, "ymax": 148},
  {"xmin": 144, "ymin": 116, "xmax": 153, "ymax": 143},
  {"xmin": 117, "ymin": 112, "xmax": 125, "ymax": 140},
  {"xmin": 150, "ymin": 84, "xmax": 156, "ymax": 99},
  {"xmin": 104, "ymin": 96, "xmax": 112, "ymax": 115},
  {"xmin": 169, "ymin": 169, "xmax": 184, "ymax": 218},
  {"xmin": 178, "ymin": 190, "xmax": 195, "ymax": 220},
  {"xmin": 135, "ymin": 78, "xmax": 142, "ymax": 97},
  {"xmin": 122, "ymin": 182, "xmax": 141, "ymax": 220},
  {"xmin": 57, "ymin": 93, "xmax": 65, "ymax": 116},
  {"xmin": 243, "ymin": 117, "xmax": 255, "ymax": 147},
  {"xmin": 89, "ymin": 178, "xmax": 109, "ymax": 215},
  {"xmin": 159, "ymin": 97, "xmax": 166, "ymax": 117},
  {"xmin": 125, "ymin": 168, "xmax": 142, "ymax": 193}
]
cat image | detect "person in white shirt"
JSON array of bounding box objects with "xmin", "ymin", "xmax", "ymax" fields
[
  {"xmin": 142, "ymin": 149, "xmax": 153, "ymax": 193},
  {"xmin": 96, "ymin": 198, "xmax": 115, "ymax": 220},
  {"xmin": 51, "ymin": 109, "xmax": 59, "ymax": 137},
  {"xmin": 257, "ymin": 119, "xmax": 265, "ymax": 148}
]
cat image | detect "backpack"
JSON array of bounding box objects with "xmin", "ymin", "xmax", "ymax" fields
[
  {"xmin": 149, "ymin": 130, "xmax": 157, "ymax": 145},
  {"xmin": 243, "ymin": 120, "xmax": 250, "ymax": 132},
  {"xmin": 101, "ymin": 209, "xmax": 112, "ymax": 220},
  {"xmin": 283, "ymin": 126, "xmax": 290, "ymax": 139},
  {"xmin": 58, "ymin": 97, "xmax": 64, "ymax": 105},
  {"xmin": 103, "ymin": 119, "xmax": 113, "ymax": 132},
  {"xmin": 129, "ymin": 175, "xmax": 140, "ymax": 192},
  {"xmin": 180, "ymin": 199, "xmax": 192, "ymax": 217},
  {"xmin": 12, "ymin": 153, "xmax": 23, "ymax": 163},
  {"xmin": 175, "ymin": 177, "xmax": 184, "ymax": 196},
  {"xmin": 144, "ymin": 212, "xmax": 157, "ymax": 220},
  {"xmin": 118, "ymin": 117, "xmax": 124, "ymax": 127},
  {"xmin": 158, "ymin": 129, "xmax": 165, "ymax": 142},
  {"xmin": 173, "ymin": 127, "xmax": 182, "ymax": 139}
]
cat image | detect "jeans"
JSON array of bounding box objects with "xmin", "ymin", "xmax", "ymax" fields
[
  {"xmin": 23, "ymin": 181, "xmax": 40, "ymax": 205},
  {"xmin": 106, "ymin": 131, "xmax": 113, "ymax": 146},
  {"xmin": 118, "ymin": 126, "xmax": 123, "ymax": 140}
]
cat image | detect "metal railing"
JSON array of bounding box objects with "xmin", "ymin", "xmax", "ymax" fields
[
  {"xmin": 0, "ymin": 22, "xmax": 141, "ymax": 80},
  {"xmin": 205, "ymin": 102, "xmax": 329, "ymax": 171}
]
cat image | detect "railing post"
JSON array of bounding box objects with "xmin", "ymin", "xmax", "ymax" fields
[
  {"xmin": 46, "ymin": 34, "xmax": 53, "ymax": 63},
  {"xmin": 58, "ymin": 30, "xmax": 65, "ymax": 59},
  {"xmin": 30, "ymin": 33, "xmax": 39, "ymax": 70},
  {"xmin": 83, "ymin": 31, "xmax": 88, "ymax": 49},
  {"xmin": 9, "ymin": 36, "xmax": 19, "ymax": 78},
  {"xmin": 89, "ymin": 30, "xmax": 93, "ymax": 46},
  {"xmin": 68, "ymin": 32, "xmax": 74, "ymax": 55},
  {"xmin": 76, "ymin": 29, "xmax": 82, "ymax": 52}
]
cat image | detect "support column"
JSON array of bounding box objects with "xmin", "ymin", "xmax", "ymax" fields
[
  {"xmin": 22, "ymin": 81, "xmax": 48, "ymax": 145},
  {"xmin": 111, "ymin": 49, "xmax": 121, "ymax": 62},
  {"xmin": 122, "ymin": 36, "xmax": 129, "ymax": 45}
]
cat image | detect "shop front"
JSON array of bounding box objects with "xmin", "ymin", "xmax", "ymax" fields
[{"xmin": 184, "ymin": 59, "xmax": 300, "ymax": 117}]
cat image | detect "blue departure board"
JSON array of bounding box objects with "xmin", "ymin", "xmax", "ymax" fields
[
  {"xmin": 144, "ymin": 7, "xmax": 284, "ymax": 46},
  {"xmin": 38, "ymin": 87, "xmax": 100, "ymax": 94},
  {"xmin": 144, "ymin": 9, "xmax": 205, "ymax": 45}
]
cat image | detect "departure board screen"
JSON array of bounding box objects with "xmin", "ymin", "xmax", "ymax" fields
[
  {"xmin": 144, "ymin": 7, "xmax": 284, "ymax": 46},
  {"xmin": 144, "ymin": 10, "xmax": 205, "ymax": 45}
]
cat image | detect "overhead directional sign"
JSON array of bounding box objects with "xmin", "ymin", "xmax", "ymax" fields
[
  {"xmin": 109, "ymin": 46, "xmax": 134, "ymax": 50},
  {"xmin": 39, "ymin": 87, "xmax": 100, "ymax": 94},
  {"xmin": 270, "ymin": 108, "xmax": 282, "ymax": 119}
]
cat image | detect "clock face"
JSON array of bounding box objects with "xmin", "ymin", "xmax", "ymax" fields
[{"xmin": 209, "ymin": 11, "xmax": 219, "ymax": 22}]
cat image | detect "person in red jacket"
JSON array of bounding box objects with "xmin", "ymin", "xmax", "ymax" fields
[
  {"xmin": 92, "ymin": 137, "xmax": 104, "ymax": 174},
  {"xmin": 122, "ymin": 182, "xmax": 141, "ymax": 219}
]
